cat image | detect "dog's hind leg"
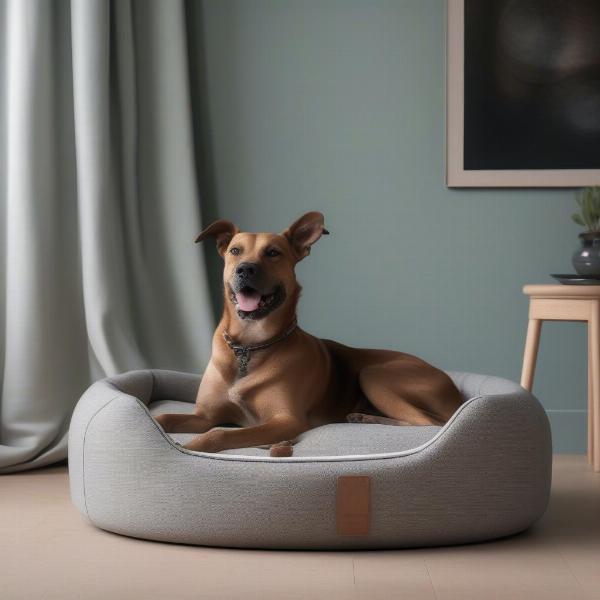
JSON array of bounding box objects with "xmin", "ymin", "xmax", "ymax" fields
[
  {"xmin": 358, "ymin": 361, "xmax": 463, "ymax": 426},
  {"xmin": 346, "ymin": 413, "xmax": 410, "ymax": 426}
]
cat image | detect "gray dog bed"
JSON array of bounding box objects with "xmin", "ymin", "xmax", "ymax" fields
[{"xmin": 68, "ymin": 369, "xmax": 552, "ymax": 549}]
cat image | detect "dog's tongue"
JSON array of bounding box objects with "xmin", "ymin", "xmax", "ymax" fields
[{"xmin": 236, "ymin": 289, "xmax": 261, "ymax": 312}]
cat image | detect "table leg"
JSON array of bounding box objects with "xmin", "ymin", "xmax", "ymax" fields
[
  {"xmin": 589, "ymin": 332, "xmax": 595, "ymax": 464},
  {"xmin": 589, "ymin": 302, "xmax": 600, "ymax": 472},
  {"xmin": 521, "ymin": 318, "xmax": 542, "ymax": 391}
]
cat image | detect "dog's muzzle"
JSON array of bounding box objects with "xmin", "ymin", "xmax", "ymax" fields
[{"xmin": 229, "ymin": 263, "xmax": 285, "ymax": 320}]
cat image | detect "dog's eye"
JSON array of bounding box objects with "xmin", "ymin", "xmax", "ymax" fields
[
  {"xmin": 265, "ymin": 248, "xmax": 281, "ymax": 258},
  {"xmin": 230, "ymin": 247, "xmax": 241, "ymax": 256}
]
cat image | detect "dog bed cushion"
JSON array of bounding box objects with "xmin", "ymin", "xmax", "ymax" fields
[{"xmin": 69, "ymin": 369, "xmax": 552, "ymax": 549}]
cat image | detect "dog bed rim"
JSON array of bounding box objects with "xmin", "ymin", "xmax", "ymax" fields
[{"xmin": 95, "ymin": 377, "xmax": 522, "ymax": 463}]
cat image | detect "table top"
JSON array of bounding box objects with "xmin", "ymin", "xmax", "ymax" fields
[{"xmin": 523, "ymin": 284, "xmax": 600, "ymax": 298}]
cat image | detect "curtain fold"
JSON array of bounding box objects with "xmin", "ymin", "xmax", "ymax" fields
[{"xmin": 0, "ymin": 0, "xmax": 214, "ymax": 473}]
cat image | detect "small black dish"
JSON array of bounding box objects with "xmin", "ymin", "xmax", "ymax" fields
[{"xmin": 551, "ymin": 274, "xmax": 600, "ymax": 285}]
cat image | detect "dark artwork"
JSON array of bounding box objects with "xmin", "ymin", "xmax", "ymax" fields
[{"xmin": 464, "ymin": 0, "xmax": 600, "ymax": 170}]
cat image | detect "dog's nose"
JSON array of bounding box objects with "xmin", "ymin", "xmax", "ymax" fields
[{"xmin": 236, "ymin": 262, "xmax": 258, "ymax": 278}]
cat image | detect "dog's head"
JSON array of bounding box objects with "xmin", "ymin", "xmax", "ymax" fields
[{"xmin": 196, "ymin": 212, "xmax": 328, "ymax": 321}]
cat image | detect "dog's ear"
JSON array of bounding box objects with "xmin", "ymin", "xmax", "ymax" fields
[
  {"xmin": 195, "ymin": 220, "xmax": 239, "ymax": 257},
  {"xmin": 282, "ymin": 211, "xmax": 329, "ymax": 260}
]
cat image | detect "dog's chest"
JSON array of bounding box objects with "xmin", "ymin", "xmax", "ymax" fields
[{"xmin": 227, "ymin": 385, "xmax": 259, "ymax": 424}]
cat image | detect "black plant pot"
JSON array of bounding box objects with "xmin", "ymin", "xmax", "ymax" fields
[{"xmin": 572, "ymin": 232, "xmax": 600, "ymax": 277}]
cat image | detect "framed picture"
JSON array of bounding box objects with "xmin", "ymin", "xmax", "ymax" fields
[{"xmin": 446, "ymin": 0, "xmax": 600, "ymax": 187}]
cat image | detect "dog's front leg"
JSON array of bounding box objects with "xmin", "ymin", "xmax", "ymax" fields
[
  {"xmin": 154, "ymin": 413, "xmax": 216, "ymax": 433},
  {"xmin": 182, "ymin": 415, "xmax": 307, "ymax": 453}
]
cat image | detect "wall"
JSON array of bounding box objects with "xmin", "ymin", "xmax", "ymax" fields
[{"xmin": 191, "ymin": 0, "xmax": 586, "ymax": 452}]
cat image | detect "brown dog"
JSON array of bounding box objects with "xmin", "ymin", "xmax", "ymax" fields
[{"xmin": 155, "ymin": 212, "xmax": 463, "ymax": 455}]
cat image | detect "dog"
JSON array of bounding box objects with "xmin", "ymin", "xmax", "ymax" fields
[{"xmin": 155, "ymin": 212, "xmax": 463, "ymax": 455}]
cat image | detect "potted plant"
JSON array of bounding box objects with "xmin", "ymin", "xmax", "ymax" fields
[{"xmin": 572, "ymin": 186, "xmax": 600, "ymax": 277}]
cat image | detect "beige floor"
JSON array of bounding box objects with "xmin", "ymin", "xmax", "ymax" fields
[{"xmin": 0, "ymin": 455, "xmax": 599, "ymax": 600}]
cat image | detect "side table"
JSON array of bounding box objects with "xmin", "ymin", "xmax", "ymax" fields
[{"xmin": 521, "ymin": 284, "xmax": 600, "ymax": 472}]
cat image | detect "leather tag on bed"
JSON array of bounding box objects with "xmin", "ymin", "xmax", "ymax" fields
[{"xmin": 336, "ymin": 476, "xmax": 371, "ymax": 536}]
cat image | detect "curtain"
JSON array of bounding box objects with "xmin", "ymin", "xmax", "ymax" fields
[{"xmin": 0, "ymin": 0, "xmax": 214, "ymax": 473}]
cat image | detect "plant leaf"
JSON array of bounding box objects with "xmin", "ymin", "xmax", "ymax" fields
[{"xmin": 583, "ymin": 196, "xmax": 593, "ymax": 228}]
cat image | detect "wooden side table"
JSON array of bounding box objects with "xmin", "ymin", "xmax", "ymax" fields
[{"xmin": 521, "ymin": 284, "xmax": 600, "ymax": 472}]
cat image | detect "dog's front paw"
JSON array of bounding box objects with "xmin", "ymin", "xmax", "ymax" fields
[
  {"xmin": 183, "ymin": 429, "xmax": 225, "ymax": 453},
  {"xmin": 270, "ymin": 440, "xmax": 294, "ymax": 457}
]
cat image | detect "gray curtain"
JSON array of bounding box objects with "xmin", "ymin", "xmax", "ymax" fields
[{"xmin": 0, "ymin": 0, "xmax": 214, "ymax": 473}]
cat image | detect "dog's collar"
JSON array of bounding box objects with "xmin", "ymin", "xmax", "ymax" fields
[{"xmin": 222, "ymin": 319, "xmax": 298, "ymax": 377}]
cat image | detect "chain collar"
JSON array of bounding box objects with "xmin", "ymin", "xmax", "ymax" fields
[{"xmin": 222, "ymin": 318, "xmax": 298, "ymax": 377}]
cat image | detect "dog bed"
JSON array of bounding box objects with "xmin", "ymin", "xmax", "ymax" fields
[{"xmin": 68, "ymin": 369, "xmax": 552, "ymax": 549}]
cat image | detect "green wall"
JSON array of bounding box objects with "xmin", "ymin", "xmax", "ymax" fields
[{"xmin": 191, "ymin": 0, "xmax": 586, "ymax": 452}]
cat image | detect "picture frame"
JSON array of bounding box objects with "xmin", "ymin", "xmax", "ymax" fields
[{"xmin": 446, "ymin": 0, "xmax": 600, "ymax": 188}]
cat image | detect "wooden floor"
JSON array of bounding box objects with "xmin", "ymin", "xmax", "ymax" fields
[{"xmin": 0, "ymin": 455, "xmax": 599, "ymax": 600}]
